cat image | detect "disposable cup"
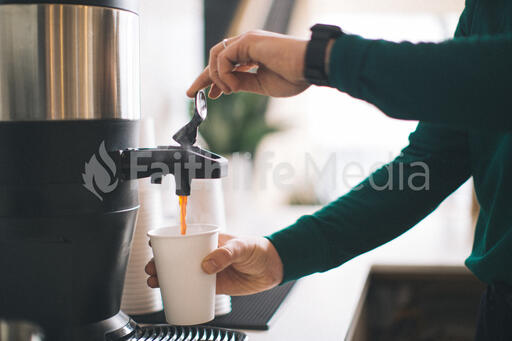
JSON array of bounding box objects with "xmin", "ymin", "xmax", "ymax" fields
[{"xmin": 148, "ymin": 224, "xmax": 219, "ymax": 325}]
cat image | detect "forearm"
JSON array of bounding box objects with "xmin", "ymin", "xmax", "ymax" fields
[
  {"xmin": 267, "ymin": 123, "xmax": 471, "ymax": 282},
  {"xmin": 328, "ymin": 33, "xmax": 512, "ymax": 131}
]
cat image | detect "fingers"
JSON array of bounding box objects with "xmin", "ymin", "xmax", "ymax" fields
[
  {"xmin": 189, "ymin": 31, "xmax": 299, "ymax": 98},
  {"xmin": 186, "ymin": 72, "xmax": 222, "ymax": 100},
  {"xmin": 217, "ymin": 47, "xmax": 241, "ymax": 93},
  {"xmin": 188, "ymin": 70, "xmax": 263, "ymax": 100},
  {"xmin": 215, "ymin": 270, "xmax": 234, "ymax": 295},
  {"xmin": 228, "ymin": 72, "xmax": 264, "ymax": 94},
  {"xmin": 147, "ymin": 276, "xmax": 159, "ymax": 288},
  {"xmin": 208, "ymin": 42, "xmax": 232, "ymax": 94},
  {"xmin": 216, "ymin": 38, "xmax": 268, "ymax": 94},
  {"xmin": 145, "ymin": 258, "xmax": 156, "ymax": 276},
  {"xmin": 216, "ymin": 36, "xmax": 257, "ymax": 93},
  {"xmin": 186, "ymin": 66, "xmax": 213, "ymax": 98},
  {"xmin": 208, "ymin": 83, "xmax": 223, "ymax": 99},
  {"xmin": 145, "ymin": 258, "xmax": 159, "ymax": 288},
  {"xmin": 187, "ymin": 36, "xmax": 245, "ymax": 98},
  {"xmin": 233, "ymin": 63, "xmax": 259, "ymax": 73},
  {"xmin": 202, "ymin": 238, "xmax": 248, "ymax": 275}
]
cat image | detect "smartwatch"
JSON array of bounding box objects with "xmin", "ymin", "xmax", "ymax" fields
[{"xmin": 304, "ymin": 24, "xmax": 343, "ymax": 86}]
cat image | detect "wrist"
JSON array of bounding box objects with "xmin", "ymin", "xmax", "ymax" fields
[
  {"xmin": 296, "ymin": 40, "xmax": 309, "ymax": 83},
  {"xmin": 263, "ymin": 237, "xmax": 284, "ymax": 285},
  {"xmin": 304, "ymin": 24, "xmax": 343, "ymax": 86}
]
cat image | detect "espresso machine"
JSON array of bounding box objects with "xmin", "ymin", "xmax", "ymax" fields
[{"xmin": 0, "ymin": 1, "xmax": 243, "ymax": 340}]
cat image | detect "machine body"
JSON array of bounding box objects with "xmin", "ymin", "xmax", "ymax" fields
[{"xmin": 0, "ymin": 1, "xmax": 227, "ymax": 340}]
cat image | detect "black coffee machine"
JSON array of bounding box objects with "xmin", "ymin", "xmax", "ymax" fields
[{"xmin": 0, "ymin": 1, "xmax": 242, "ymax": 340}]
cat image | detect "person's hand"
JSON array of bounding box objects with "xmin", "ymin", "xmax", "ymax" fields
[
  {"xmin": 187, "ymin": 30, "xmax": 310, "ymax": 99},
  {"xmin": 145, "ymin": 234, "xmax": 284, "ymax": 296}
]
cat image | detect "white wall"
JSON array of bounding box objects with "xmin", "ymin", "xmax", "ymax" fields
[{"xmin": 139, "ymin": 0, "xmax": 204, "ymax": 145}]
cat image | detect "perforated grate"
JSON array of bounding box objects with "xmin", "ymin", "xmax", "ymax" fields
[{"xmin": 125, "ymin": 325, "xmax": 247, "ymax": 341}]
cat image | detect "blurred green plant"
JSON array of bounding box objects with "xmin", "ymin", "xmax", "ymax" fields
[{"xmin": 193, "ymin": 92, "xmax": 281, "ymax": 156}]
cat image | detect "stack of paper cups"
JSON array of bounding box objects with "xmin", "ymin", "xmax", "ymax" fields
[
  {"xmin": 121, "ymin": 179, "xmax": 164, "ymax": 315},
  {"xmin": 187, "ymin": 178, "xmax": 232, "ymax": 316},
  {"xmin": 121, "ymin": 118, "xmax": 164, "ymax": 315}
]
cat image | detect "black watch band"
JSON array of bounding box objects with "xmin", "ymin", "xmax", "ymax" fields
[{"xmin": 304, "ymin": 24, "xmax": 343, "ymax": 86}]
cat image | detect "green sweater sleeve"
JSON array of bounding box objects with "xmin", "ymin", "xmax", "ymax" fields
[
  {"xmin": 267, "ymin": 123, "xmax": 471, "ymax": 282},
  {"xmin": 327, "ymin": 31, "xmax": 512, "ymax": 131}
]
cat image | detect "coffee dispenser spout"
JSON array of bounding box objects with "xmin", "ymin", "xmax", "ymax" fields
[
  {"xmin": 117, "ymin": 145, "xmax": 227, "ymax": 196},
  {"xmin": 117, "ymin": 90, "xmax": 226, "ymax": 196}
]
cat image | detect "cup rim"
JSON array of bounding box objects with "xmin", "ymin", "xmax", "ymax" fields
[{"xmin": 147, "ymin": 224, "xmax": 219, "ymax": 239}]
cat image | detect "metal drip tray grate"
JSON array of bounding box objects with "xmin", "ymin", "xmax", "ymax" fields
[{"xmin": 125, "ymin": 324, "xmax": 247, "ymax": 341}]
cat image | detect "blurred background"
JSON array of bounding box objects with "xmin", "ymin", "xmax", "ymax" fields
[
  {"xmin": 138, "ymin": 0, "xmax": 475, "ymax": 262},
  {"xmin": 124, "ymin": 1, "xmax": 487, "ymax": 336}
]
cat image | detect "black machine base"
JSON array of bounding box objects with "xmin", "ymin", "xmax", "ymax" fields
[
  {"xmin": 122, "ymin": 325, "xmax": 247, "ymax": 341},
  {"xmin": 98, "ymin": 313, "xmax": 247, "ymax": 341}
]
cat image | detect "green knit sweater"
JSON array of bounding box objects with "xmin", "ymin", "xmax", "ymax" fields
[{"xmin": 267, "ymin": 0, "xmax": 512, "ymax": 285}]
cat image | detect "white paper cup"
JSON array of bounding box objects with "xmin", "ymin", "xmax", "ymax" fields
[{"xmin": 148, "ymin": 224, "xmax": 219, "ymax": 325}]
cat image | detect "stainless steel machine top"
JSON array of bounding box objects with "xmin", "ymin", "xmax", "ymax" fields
[{"xmin": 0, "ymin": 1, "xmax": 140, "ymax": 121}]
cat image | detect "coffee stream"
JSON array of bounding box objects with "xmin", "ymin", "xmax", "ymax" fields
[
  {"xmin": 173, "ymin": 91, "xmax": 207, "ymax": 236},
  {"xmin": 179, "ymin": 195, "xmax": 188, "ymax": 235}
]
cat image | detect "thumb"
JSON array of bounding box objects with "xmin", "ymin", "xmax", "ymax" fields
[{"xmin": 201, "ymin": 239, "xmax": 247, "ymax": 274}]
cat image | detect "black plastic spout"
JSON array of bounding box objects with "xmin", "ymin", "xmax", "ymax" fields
[
  {"xmin": 115, "ymin": 145, "xmax": 228, "ymax": 196},
  {"xmin": 172, "ymin": 115, "xmax": 203, "ymax": 147},
  {"xmin": 116, "ymin": 90, "xmax": 227, "ymax": 196}
]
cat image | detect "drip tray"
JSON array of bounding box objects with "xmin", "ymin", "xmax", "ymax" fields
[{"xmin": 124, "ymin": 324, "xmax": 247, "ymax": 341}]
